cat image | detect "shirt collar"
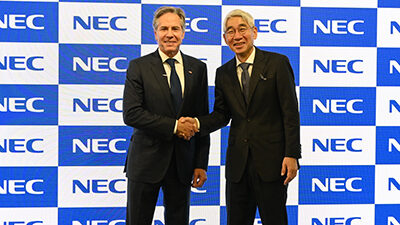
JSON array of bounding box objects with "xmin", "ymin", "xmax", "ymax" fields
[
  {"xmin": 236, "ymin": 46, "xmax": 256, "ymax": 67},
  {"xmin": 158, "ymin": 48, "xmax": 183, "ymax": 65}
]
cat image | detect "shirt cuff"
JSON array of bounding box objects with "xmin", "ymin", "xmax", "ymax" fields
[
  {"xmin": 173, "ymin": 120, "xmax": 178, "ymax": 134},
  {"xmin": 194, "ymin": 117, "xmax": 200, "ymax": 130}
]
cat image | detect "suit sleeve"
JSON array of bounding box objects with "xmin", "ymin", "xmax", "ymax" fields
[
  {"xmin": 276, "ymin": 56, "xmax": 301, "ymax": 159},
  {"xmin": 198, "ymin": 67, "xmax": 231, "ymax": 136},
  {"xmin": 194, "ymin": 63, "xmax": 211, "ymax": 170},
  {"xmin": 123, "ymin": 60, "xmax": 176, "ymax": 140}
]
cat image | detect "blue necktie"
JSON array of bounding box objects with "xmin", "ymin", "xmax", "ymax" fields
[
  {"xmin": 239, "ymin": 63, "xmax": 250, "ymax": 103},
  {"xmin": 166, "ymin": 58, "xmax": 182, "ymax": 113}
]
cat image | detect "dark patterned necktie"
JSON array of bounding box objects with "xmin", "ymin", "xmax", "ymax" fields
[
  {"xmin": 166, "ymin": 58, "xmax": 182, "ymax": 113},
  {"xmin": 239, "ymin": 63, "xmax": 250, "ymax": 103}
]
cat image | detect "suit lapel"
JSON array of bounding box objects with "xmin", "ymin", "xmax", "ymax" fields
[
  {"xmin": 227, "ymin": 58, "xmax": 246, "ymax": 111},
  {"xmin": 178, "ymin": 52, "xmax": 194, "ymax": 116},
  {"xmin": 248, "ymin": 48, "xmax": 266, "ymax": 106},
  {"xmin": 149, "ymin": 51, "xmax": 175, "ymax": 115}
]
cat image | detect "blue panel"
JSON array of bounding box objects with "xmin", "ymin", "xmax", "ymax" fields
[
  {"xmin": 0, "ymin": 167, "xmax": 57, "ymax": 207},
  {"xmin": 259, "ymin": 47, "xmax": 300, "ymax": 86},
  {"xmin": 377, "ymin": 48, "xmax": 400, "ymax": 86},
  {"xmin": 59, "ymin": 126, "xmax": 132, "ymax": 166},
  {"xmin": 301, "ymin": 8, "xmax": 377, "ymax": 47},
  {"xmin": 58, "ymin": 207, "xmax": 126, "ymax": 225},
  {"xmin": 156, "ymin": 166, "xmax": 220, "ymax": 206},
  {"xmin": 375, "ymin": 204, "xmax": 400, "ymax": 225},
  {"xmin": 142, "ymin": 4, "xmax": 221, "ymax": 45},
  {"xmin": 299, "ymin": 166, "xmax": 375, "ymax": 204},
  {"xmin": 59, "ymin": 44, "xmax": 140, "ymax": 84},
  {"xmin": 378, "ymin": 0, "xmax": 400, "ymax": 7},
  {"xmin": 376, "ymin": 127, "xmax": 400, "ymax": 164},
  {"xmin": 300, "ymin": 87, "xmax": 376, "ymax": 125},
  {"xmin": 0, "ymin": 85, "xmax": 58, "ymax": 125},
  {"xmin": 222, "ymin": 0, "xmax": 299, "ymax": 6},
  {"xmin": 0, "ymin": 1, "xmax": 58, "ymax": 42}
]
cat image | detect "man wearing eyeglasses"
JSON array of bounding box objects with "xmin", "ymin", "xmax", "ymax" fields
[{"xmin": 182, "ymin": 9, "xmax": 301, "ymax": 224}]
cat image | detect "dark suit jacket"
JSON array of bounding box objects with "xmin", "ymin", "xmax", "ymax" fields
[
  {"xmin": 199, "ymin": 47, "xmax": 301, "ymax": 182},
  {"xmin": 123, "ymin": 50, "xmax": 210, "ymax": 185}
]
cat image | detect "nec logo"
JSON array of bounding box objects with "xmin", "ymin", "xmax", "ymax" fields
[
  {"xmin": 313, "ymin": 60, "xmax": 363, "ymax": 74},
  {"xmin": 72, "ymin": 179, "xmax": 125, "ymax": 194},
  {"xmin": 73, "ymin": 98, "xmax": 122, "ymax": 112},
  {"xmin": 0, "ymin": 138, "xmax": 44, "ymax": 153},
  {"xmin": 313, "ymin": 138, "xmax": 362, "ymax": 152},
  {"xmin": 313, "ymin": 99, "xmax": 363, "ymax": 114},
  {"xmin": 73, "ymin": 138, "xmax": 127, "ymax": 154},
  {"xmin": 154, "ymin": 219, "xmax": 205, "ymax": 225},
  {"xmin": 0, "ymin": 56, "xmax": 44, "ymax": 71},
  {"xmin": 312, "ymin": 217, "xmax": 361, "ymax": 225},
  {"xmin": 73, "ymin": 16, "xmax": 127, "ymax": 31},
  {"xmin": 0, "ymin": 14, "xmax": 44, "ymax": 30},
  {"xmin": 2, "ymin": 222, "xmax": 43, "ymax": 225},
  {"xmin": 73, "ymin": 57, "xmax": 127, "ymax": 72},
  {"xmin": 388, "ymin": 217, "xmax": 400, "ymax": 225},
  {"xmin": 0, "ymin": 179, "xmax": 44, "ymax": 194},
  {"xmin": 312, "ymin": 177, "xmax": 362, "ymax": 192},
  {"xmin": 255, "ymin": 19, "xmax": 286, "ymax": 33},
  {"xmin": 0, "ymin": 97, "xmax": 44, "ymax": 113},
  {"xmin": 314, "ymin": 20, "xmax": 364, "ymax": 35},
  {"xmin": 390, "ymin": 100, "xmax": 400, "ymax": 113},
  {"xmin": 185, "ymin": 17, "xmax": 208, "ymax": 33},
  {"xmin": 391, "ymin": 21, "xmax": 400, "ymax": 34},
  {"xmin": 72, "ymin": 220, "xmax": 125, "ymax": 225},
  {"xmin": 389, "ymin": 60, "xmax": 400, "ymax": 74},
  {"xmin": 389, "ymin": 178, "xmax": 400, "ymax": 191},
  {"xmin": 389, "ymin": 138, "xmax": 400, "ymax": 153}
]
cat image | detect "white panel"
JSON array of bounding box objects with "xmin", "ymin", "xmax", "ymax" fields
[
  {"xmin": 141, "ymin": 44, "xmax": 221, "ymax": 86},
  {"xmin": 0, "ymin": 208, "xmax": 58, "ymax": 224},
  {"xmin": 222, "ymin": 6, "xmax": 301, "ymax": 47},
  {"xmin": 301, "ymin": 0, "xmax": 377, "ymax": 8},
  {"xmin": 59, "ymin": 85, "xmax": 125, "ymax": 125},
  {"xmin": 378, "ymin": 8, "xmax": 400, "ymax": 47},
  {"xmin": 0, "ymin": 126, "xmax": 58, "ymax": 166},
  {"xmin": 300, "ymin": 126, "xmax": 376, "ymax": 165},
  {"xmin": 376, "ymin": 87, "xmax": 400, "ymax": 126},
  {"xmin": 298, "ymin": 205, "xmax": 375, "ymax": 224},
  {"xmin": 142, "ymin": 0, "xmax": 221, "ymax": 5},
  {"xmin": 59, "ymin": 2, "xmax": 141, "ymax": 44},
  {"xmin": 375, "ymin": 165, "xmax": 400, "ymax": 204},
  {"xmin": 0, "ymin": 43, "xmax": 58, "ymax": 84},
  {"xmin": 153, "ymin": 206, "xmax": 220, "ymax": 225},
  {"xmin": 58, "ymin": 166, "xmax": 126, "ymax": 207},
  {"xmin": 209, "ymin": 129, "xmax": 221, "ymax": 166}
]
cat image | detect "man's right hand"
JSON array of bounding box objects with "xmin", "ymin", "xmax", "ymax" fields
[{"xmin": 176, "ymin": 117, "xmax": 198, "ymax": 140}]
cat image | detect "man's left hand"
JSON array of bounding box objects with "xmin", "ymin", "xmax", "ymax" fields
[
  {"xmin": 281, "ymin": 157, "xmax": 298, "ymax": 185},
  {"xmin": 192, "ymin": 168, "xmax": 207, "ymax": 188}
]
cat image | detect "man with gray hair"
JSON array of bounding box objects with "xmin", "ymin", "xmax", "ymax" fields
[
  {"xmin": 122, "ymin": 6, "xmax": 210, "ymax": 225},
  {"xmin": 182, "ymin": 9, "xmax": 301, "ymax": 224}
]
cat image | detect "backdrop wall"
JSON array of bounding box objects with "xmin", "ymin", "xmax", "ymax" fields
[{"xmin": 1, "ymin": 0, "xmax": 400, "ymax": 224}]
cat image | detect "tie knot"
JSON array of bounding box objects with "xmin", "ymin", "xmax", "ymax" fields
[
  {"xmin": 166, "ymin": 58, "xmax": 176, "ymax": 68},
  {"xmin": 239, "ymin": 63, "xmax": 250, "ymax": 71}
]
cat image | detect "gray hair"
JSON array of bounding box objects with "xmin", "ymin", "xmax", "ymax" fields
[
  {"xmin": 152, "ymin": 6, "xmax": 186, "ymax": 30},
  {"xmin": 223, "ymin": 9, "xmax": 255, "ymax": 33}
]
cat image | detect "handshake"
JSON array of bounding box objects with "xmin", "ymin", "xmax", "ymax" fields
[{"xmin": 176, "ymin": 117, "xmax": 198, "ymax": 140}]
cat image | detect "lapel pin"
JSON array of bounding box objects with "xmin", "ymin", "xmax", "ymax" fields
[
  {"xmin": 188, "ymin": 70, "xmax": 193, "ymax": 74},
  {"xmin": 260, "ymin": 74, "xmax": 267, "ymax": 80},
  {"xmin": 162, "ymin": 74, "xmax": 167, "ymax": 77}
]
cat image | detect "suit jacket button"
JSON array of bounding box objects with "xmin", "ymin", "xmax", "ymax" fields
[
  {"xmin": 244, "ymin": 139, "xmax": 248, "ymax": 143},
  {"xmin": 247, "ymin": 119, "xmax": 250, "ymax": 122}
]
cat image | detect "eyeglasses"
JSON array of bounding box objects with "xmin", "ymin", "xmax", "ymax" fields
[{"xmin": 225, "ymin": 26, "xmax": 253, "ymax": 38}]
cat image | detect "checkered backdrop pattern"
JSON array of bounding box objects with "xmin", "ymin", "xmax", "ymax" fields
[{"xmin": 1, "ymin": 0, "xmax": 400, "ymax": 224}]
